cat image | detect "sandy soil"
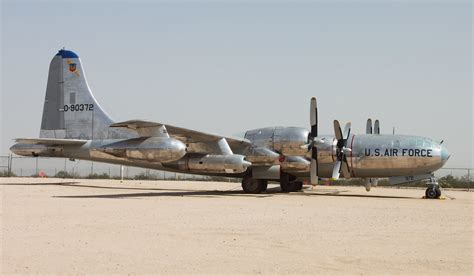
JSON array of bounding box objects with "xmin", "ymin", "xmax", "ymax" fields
[{"xmin": 1, "ymin": 178, "xmax": 472, "ymax": 274}]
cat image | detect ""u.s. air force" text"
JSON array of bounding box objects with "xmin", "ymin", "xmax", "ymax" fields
[{"xmin": 365, "ymin": 148, "xmax": 433, "ymax": 157}]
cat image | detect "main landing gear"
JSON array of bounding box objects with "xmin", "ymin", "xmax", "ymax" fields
[
  {"xmin": 242, "ymin": 174, "xmax": 268, "ymax": 194},
  {"xmin": 425, "ymin": 177, "xmax": 441, "ymax": 199},
  {"xmin": 279, "ymin": 172, "xmax": 303, "ymax": 193},
  {"xmin": 241, "ymin": 172, "xmax": 303, "ymax": 194}
]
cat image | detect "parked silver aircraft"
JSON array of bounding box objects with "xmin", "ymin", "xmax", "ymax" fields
[{"xmin": 10, "ymin": 49, "xmax": 450, "ymax": 198}]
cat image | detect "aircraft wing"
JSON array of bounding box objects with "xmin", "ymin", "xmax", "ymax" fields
[
  {"xmin": 110, "ymin": 120, "xmax": 251, "ymax": 146},
  {"xmin": 14, "ymin": 138, "xmax": 88, "ymax": 146}
]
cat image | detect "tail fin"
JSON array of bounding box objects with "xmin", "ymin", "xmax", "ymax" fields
[{"xmin": 40, "ymin": 49, "xmax": 114, "ymax": 139}]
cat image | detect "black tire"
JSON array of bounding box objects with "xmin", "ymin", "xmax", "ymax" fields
[
  {"xmin": 435, "ymin": 186, "xmax": 442, "ymax": 198},
  {"xmin": 280, "ymin": 181, "xmax": 303, "ymax": 192},
  {"xmin": 280, "ymin": 173, "xmax": 299, "ymax": 192},
  {"xmin": 294, "ymin": 181, "xmax": 303, "ymax": 191},
  {"xmin": 242, "ymin": 176, "xmax": 266, "ymax": 194},
  {"xmin": 260, "ymin": 181, "xmax": 268, "ymax": 192},
  {"xmin": 425, "ymin": 186, "xmax": 439, "ymax": 199}
]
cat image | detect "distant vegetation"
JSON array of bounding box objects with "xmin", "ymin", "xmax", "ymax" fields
[
  {"xmin": 54, "ymin": 170, "xmax": 81, "ymax": 179},
  {"xmin": 438, "ymin": 175, "xmax": 473, "ymax": 189},
  {"xmin": 0, "ymin": 170, "xmax": 16, "ymax": 177},
  {"xmin": 85, "ymin": 173, "xmax": 111, "ymax": 179}
]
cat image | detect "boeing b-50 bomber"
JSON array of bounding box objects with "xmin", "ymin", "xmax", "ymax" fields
[{"xmin": 11, "ymin": 49, "xmax": 450, "ymax": 199}]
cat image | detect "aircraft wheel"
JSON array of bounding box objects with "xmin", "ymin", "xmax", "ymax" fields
[
  {"xmin": 425, "ymin": 186, "xmax": 440, "ymax": 199},
  {"xmin": 280, "ymin": 173, "xmax": 302, "ymax": 192},
  {"xmin": 294, "ymin": 181, "xmax": 303, "ymax": 191},
  {"xmin": 242, "ymin": 176, "xmax": 266, "ymax": 194},
  {"xmin": 281, "ymin": 181, "xmax": 301, "ymax": 192},
  {"xmin": 261, "ymin": 181, "xmax": 268, "ymax": 192},
  {"xmin": 280, "ymin": 173, "xmax": 298, "ymax": 192}
]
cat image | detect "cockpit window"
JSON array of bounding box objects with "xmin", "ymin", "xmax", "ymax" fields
[
  {"xmin": 423, "ymin": 139, "xmax": 432, "ymax": 148},
  {"xmin": 416, "ymin": 138, "xmax": 423, "ymax": 147}
]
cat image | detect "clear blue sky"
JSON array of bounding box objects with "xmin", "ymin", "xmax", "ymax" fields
[{"xmin": 1, "ymin": 0, "xmax": 472, "ymax": 169}]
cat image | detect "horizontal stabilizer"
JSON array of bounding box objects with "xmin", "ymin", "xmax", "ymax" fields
[{"xmin": 14, "ymin": 138, "xmax": 87, "ymax": 146}]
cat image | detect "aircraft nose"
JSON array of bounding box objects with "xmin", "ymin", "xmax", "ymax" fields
[{"xmin": 440, "ymin": 145, "xmax": 450, "ymax": 162}]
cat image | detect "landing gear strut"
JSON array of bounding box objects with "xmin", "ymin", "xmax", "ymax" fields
[
  {"xmin": 280, "ymin": 173, "xmax": 303, "ymax": 192},
  {"xmin": 425, "ymin": 177, "xmax": 441, "ymax": 199},
  {"xmin": 242, "ymin": 174, "xmax": 268, "ymax": 194}
]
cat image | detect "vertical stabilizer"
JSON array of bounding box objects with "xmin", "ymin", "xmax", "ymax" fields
[{"xmin": 40, "ymin": 49, "xmax": 115, "ymax": 139}]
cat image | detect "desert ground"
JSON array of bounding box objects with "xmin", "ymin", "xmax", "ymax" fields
[{"xmin": 1, "ymin": 177, "xmax": 472, "ymax": 274}]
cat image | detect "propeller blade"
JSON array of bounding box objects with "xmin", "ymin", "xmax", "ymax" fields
[
  {"xmin": 333, "ymin": 120, "xmax": 343, "ymax": 140},
  {"xmin": 332, "ymin": 161, "xmax": 341, "ymax": 180},
  {"xmin": 310, "ymin": 97, "xmax": 318, "ymax": 137},
  {"xmin": 310, "ymin": 159, "xmax": 318, "ymax": 185},
  {"xmin": 364, "ymin": 179, "xmax": 372, "ymax": 192},
  {"xmin": 371, "ymin": 178, "xmax": 378, "ymax": 187},
  {"xmin": 366, "ymin": 118, "xmax": 372, "ymax": 134},
  {"xmin": 374, "ymin": 119, "xmax": 380, "ymax": 134},
  {"xmin": 343, "ymin": 122, "xmax": 351, "ymax": 140},
  {"xmin": 341, "ymin": 156, "xmax": 351, "ymax": 179}
]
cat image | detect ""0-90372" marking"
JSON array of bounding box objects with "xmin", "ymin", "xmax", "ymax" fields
[{"xmin": 63, "ymin": 104, "xmax": 94, "ymax": 112}]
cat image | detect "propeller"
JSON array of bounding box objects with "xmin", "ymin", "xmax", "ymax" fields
[
  {"xmin": 364, "ymin": 178, "xmax": 378, "ymax": 191},
  {"xmin": 332, "ymin": 120, "xmax": 352, "ymax": 180},
  {"xmin": 308, "ymin": 97, "xmax": 322, "ymax": 185}
]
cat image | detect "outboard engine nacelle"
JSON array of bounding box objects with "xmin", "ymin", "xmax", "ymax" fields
[{"xmin": 164, "ymin": 154, "xmax": 251, "ymax": 174}]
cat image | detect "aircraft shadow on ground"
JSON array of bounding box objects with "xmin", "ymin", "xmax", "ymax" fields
[{"xmin": 1, "ymin": 182, "xmax": 420, "ymax": 200}]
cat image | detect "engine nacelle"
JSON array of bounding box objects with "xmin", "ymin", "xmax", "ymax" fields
[
  {"xmin": 245, "ymin": 127, "xmax": 310, "ymax": 157},
  {"xmin": 280, "ymin": 156, "xmax": 310, "ymax": 171},
  {"xmin": 245, "ymin": 146, "xmax": 280, "ymax": 163},
  {"xmin": 164, "ymin": 154, "xmax": 251, "ymax": 174},
  {"xmin": 100, "ymin": 137, "xmax": 186, "ymax": 163}
]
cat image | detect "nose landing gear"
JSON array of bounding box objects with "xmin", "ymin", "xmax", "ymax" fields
[{"xmin": 425, "ymin": 177, "xmax": 441, "ymax": 199}]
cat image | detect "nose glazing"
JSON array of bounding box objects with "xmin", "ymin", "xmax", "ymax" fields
[{"xmin": 440, "ymin": 145, "xmax": 450, "ymax": 162}]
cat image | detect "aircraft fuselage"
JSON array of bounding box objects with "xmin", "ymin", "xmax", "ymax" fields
[{"xmin": 11, "ymin": 129, "xmax": 449, "ymax": 179}]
